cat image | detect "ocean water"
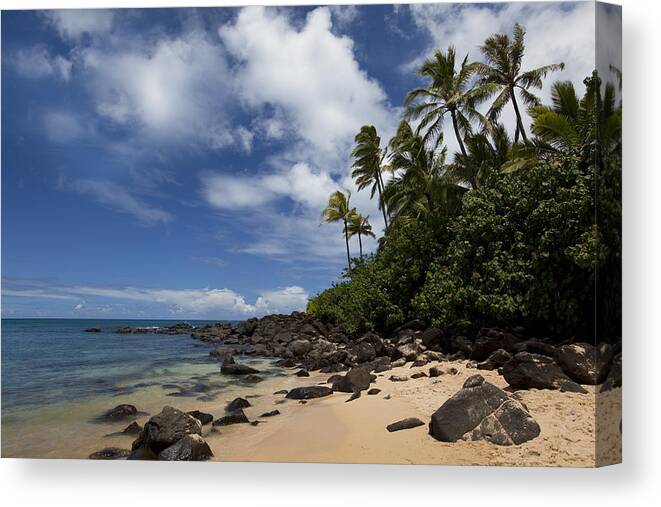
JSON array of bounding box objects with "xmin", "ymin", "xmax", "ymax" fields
[{"xmin": 0, "ymin": 318, "xmax": 288, "ymax": 459}]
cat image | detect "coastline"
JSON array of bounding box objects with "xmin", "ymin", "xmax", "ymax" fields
[{"xmin": 1, "ymin": 317, "xmax": 621, "ymax": 466}]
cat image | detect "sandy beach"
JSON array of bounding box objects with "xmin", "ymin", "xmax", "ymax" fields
[{"xmin": 202, "ymin": 359, "xmax": 621, "ymax": 467}]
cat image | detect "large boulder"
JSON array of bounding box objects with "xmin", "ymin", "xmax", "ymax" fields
[
  {"xmin": 420, "ymin": 328, "xmax": 445, "ymax": 349},
  {"xmin": 285, "ymin": 386, "xmax": 333, "ymax": 400},
  {"xmin": 287, "ymin": 339, "xmax": 313, "ymax": 358},
  {"xmin": 132, "ymin": 406, "xmax": 202, "ymax": 455},
  {"xmin": 470, "ymin": 329, "xmax": 519, "ymax": 361},
  {"xmin": 556, "ymin": 342, "xmax": 615, "ymax": 385},
  {"xmin": 351, "ymin": 341, "xmax": 377, "ymax": 364},
  {"xmin": 469, "ymin": 399, "xmax": 541, "ymax": 445},
  {"xmin": 501, "ymin": 352, "xmax": 587, "ymax": 392},
  {"xmin": 158, "ymin": 434, "xmax": 213, "ymax": 461},
  {"xmin": 429, "ymin": 374, "xmax": 540, "ymax": 445},
  {"xmin": 331, "ymin": 367, "xmax": 373, "ymax": 393},
  {"xmin": 429, "ymin": 375, "xmax": 509, "ymax": 442}
]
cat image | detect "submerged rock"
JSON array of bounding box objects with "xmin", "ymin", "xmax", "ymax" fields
[
  {"xmin": 101, "ymin": 404, "xmax": 138, "ymax": 421},
  {"xmin": 89, "ymin": 447, "xmax": 131, "ymax": 460},
  {"xmin": 213, "ymin": 409, "xmax": 249, "ymax": 426},
  {"xmin": 121, "ymin": 421, "xmax": 142, "ymax": 435}
]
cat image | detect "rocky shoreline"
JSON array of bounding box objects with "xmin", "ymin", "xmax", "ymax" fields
[{"xmin": 87, "ymin": 313, "xmax": 621, "ymax": 462}]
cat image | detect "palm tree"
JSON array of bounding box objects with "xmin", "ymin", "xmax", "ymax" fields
[
  {"xmin": 347, "ymin": 213, "xmax": 375, "ymax": 258},
  {"xmin": 451, "ymin": 123, "xmax": 511, "ymax": 187},
  {"xmin": 322, "ymin": 190, "xmax": 355, "ymax": 272},
  {"xmin": 385, "ymin": 121, "xmax": 466, "ymax": 224},
  {"xmin": 503, "ymin": 72, "xmax": 621, "ymax": 173},
  {"xmin": 404, "ymin": 46, "xmax": 489, "ymax": 188},
  {"xmin": 351, "ymin": 126, "xmax": 390, "ymax": 229},
  {"xmin": 475, "ymin": 23, "xmax": 564, "ymax": 143}
]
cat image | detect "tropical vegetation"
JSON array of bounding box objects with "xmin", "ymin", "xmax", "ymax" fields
[{"xmin": 308, "ymin": 24, "xmax": 621, "ymax": 345}]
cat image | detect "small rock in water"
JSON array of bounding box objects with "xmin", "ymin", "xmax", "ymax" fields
[
  {"xmin": 367, "ymin": 388, "xmax": 381, "ymax": 395},
  {"xmin": 84, "ymin": 328, "xmax": 101, "ymax": 333},
  {"xmin": 213, "ymin": 409, "xmax": 249, "ymax": 426},
  {"xmin": 386, "ymin": 418, "xmax": 425, "ymax": 433},
  {"xmin": 100, "ymin": 404, "xmax": 138, "ymax": 421},
  {"xmin": 89, "ymin": 447, "xmax": 131, "ymax": 460},
  {"xmin": 122, "ymin": 421, "xmax": 142, "ymax": 435},
  {"xmin": 241, "ymin": 374, "xmax": 265, "ymax": 384},
  {"xmin": 226, "ymin": 397, "xmax": 251, "ymax": 411},
  {"xmin": 260, "ymin": 410, "xmax": 281, "ymax": 417},
  {"xmin": 186, "ymin": 410, "xmax": 214, "ymax": 425}
]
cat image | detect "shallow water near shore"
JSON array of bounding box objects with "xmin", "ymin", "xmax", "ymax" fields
[{"xmin": 1, "ymin": 318, "xmax": 288, "ymax": 458}]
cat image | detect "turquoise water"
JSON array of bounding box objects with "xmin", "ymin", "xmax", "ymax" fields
[
  {"xmin": 1, "ymin": 318, "xmax": 222, "ymax": 413},
  {"xmin": 0, "ymin": 318, "xmax": 289, "ymax": 458}
]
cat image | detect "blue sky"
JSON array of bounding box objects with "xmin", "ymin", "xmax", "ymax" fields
[{"xmin": 1, "ymin": 3, "xmax": 611, "ymax": 319}]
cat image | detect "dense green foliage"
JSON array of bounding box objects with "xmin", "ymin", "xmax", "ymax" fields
[{"xmin": 308, "ymin": 24, "xmax": 621, "ymax": 342}]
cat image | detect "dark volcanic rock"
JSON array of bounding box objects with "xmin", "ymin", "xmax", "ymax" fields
[
  {"xmin": 367, "ymin": 388, "xmax": 381, "ymax": 395},
  {"xmin": 226, "ymin": 397, "xmax": 251, "ymax": 411},
  {"xmin": 448, "ymin": 335, "xmax": 473, "ymax": 356},
  {"xmin": 469, "ymin": 399, "xmax": 540, "ymax": 445},
  {"xmin": 600, "ymin": 353, "xmax": 622, "ymax": 392},
  {"xmin": 411, "ymin": 372, "xmax": 428, "ymax": 379},
  {"xmin": 101, "ymin": 404, "xmax": 138, "ymax": 421},
  {"xmin": 471, "ymin": 329, "xmax": 519, "ymax": 361},
  {"xmin": 477, "ymin": 349, "xmax": 512, "ymax": 371},
  {"xmin": 121, "ymin": 421, "xmax": 142, "ymax": 435},
  {"xmin": 389, "ymin": 375, "xmax": 409, "ymax": 382},
  {"xmin": 132, "ymin": 406, "xmax": 202, "ymax": 455},
  {"xmin": 420, "ymin": 328, "xmax": 444, "ymax": 349},
  {"xmin": 127, "ymin": 446, "xmax": 158, "ymax": 460},
  {"xmin": 429, "ymin": 375, "xmax": 509, "ymax": 442},
  {"xmin": 296, "ymin": 369, "xmax": 310, "ymax": 377},
  {"xmin": 221, "ymin": 363, "xmax": 261, "ymax": 375},
  {"xmin": 89, "ymin": 447, "xmax": 131, "ymax": 460},
  {"xmin": 285, "ymin": 386, "xmax": 333, "ymax": 400},
  {"xmin": 429, "ymin": 366, "xmax": 443, "ymax": 378},
  {"xmin": 213, "ymin": 409, "xmax": 249, "ymax": 426},
  {"xmin": 331, "ymin": 367, "xmax": 373, "ymax": 393},
  {"xmin": 557, "ymin": 342, "xmax": 615, "ymax": 385},
  {"xmin": 260, "ymin": 410, "xmax": 281, "ymax": 417},
  {"xmin": 158, "ymin": 434, "xmax": 213, "ymax": 461},
  {"xmin": 501, "ymin": 352, "xmax": 587, "ymax": 393},
  {"xmin": 187, "ymin": 410, "xmax": 214, "ymax": 425},
  {"xmin": 84, "ymin": 327, "xmax": 101, "ymax": 333},
  {"xmin": 387, "ymin": 418, "xmax": 425, "ymax": 432},
  {"xmin": 241, "ymin": 374, "xmax": 265, "ymax": 384},
  {"xmin": 273, "ymin": 389, "xmax": 289, "ymax": 395}
]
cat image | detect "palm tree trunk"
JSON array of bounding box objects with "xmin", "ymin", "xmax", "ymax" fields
[
  {"xmin": 376, "ymin": 173, "xmax": 389, "ymax": 229},
  {"xmin": 343, "ymin": 219, "xmax": 352, "ymax": 273},
  {"xmin": 358, "ymin": 231, "xmax": 363, "ymax": 258},
  {"xmin": 510, "ymin": 88, "xmax": 528, "ymax": 143},
  {"xmin": 451, "ymin": 110, "xmax": 478, "ymax": 189}
]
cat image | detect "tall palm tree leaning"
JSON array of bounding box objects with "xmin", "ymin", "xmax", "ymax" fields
[
  {"xmin": 347, "ymin": 213, "xmax": 375, "ymax": 258},
  {"xmin": 322, "ymin": 190, "xmax": 355, "ymax": 273},
  {"xmin": 351, "ymin": 126, "xmax": 390, "ymax": 229},
  {"xmin": 404, "ymin": 46, "xmax": 489, "ymax": 189},
  {"xmin": 475, "ymin": 23, "xmax": 564, "ymax": 143}
]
